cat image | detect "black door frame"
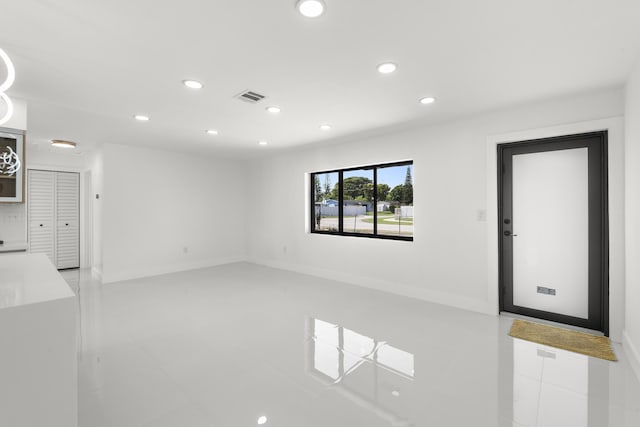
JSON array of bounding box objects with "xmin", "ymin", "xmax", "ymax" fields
[{"xmin": 498, "ymin": 131, "xmax": 609, "ymax": 335}]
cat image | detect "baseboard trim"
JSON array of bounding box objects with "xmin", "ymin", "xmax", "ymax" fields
[
  {"xmin": 99, "ymin": 256, "xmax": 495, "ymax": 315},
  {"xmin": 623, "ymin": 330, "xmax": 640, "ymax": 382},
  {"xmin": 248, "ymin": 258, "xmax": 495, "ymax": 316},
  {"xmin": 101, "ymin": 257, "xmax": 246, "ymax": 284}
]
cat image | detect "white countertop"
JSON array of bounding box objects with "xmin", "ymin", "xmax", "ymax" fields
[
  {"xmin": 0, "ymin": 241, "xmax": 28, "ymax": 253},
  {"xmin": 0, "ymin": 253, "xmax": 75, "ymax": 310}
]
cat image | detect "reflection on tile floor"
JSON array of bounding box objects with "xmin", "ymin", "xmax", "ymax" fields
[{"xmin": 59, "ymin": 264, "xmax": 640, "ymax": 427}]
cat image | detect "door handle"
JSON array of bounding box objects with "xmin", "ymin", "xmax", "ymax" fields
[
  {"xmin": 65, "ymin": 223, "xmax": 69, "ymax": 226},
  {"xmin": 503, "ymin": 230, "xmax": 518, "ymax": 237}
]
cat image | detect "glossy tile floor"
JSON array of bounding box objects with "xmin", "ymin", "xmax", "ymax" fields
[{"xmin": 60, "ymin": 263, "xmax": 640, "ymax": 427}]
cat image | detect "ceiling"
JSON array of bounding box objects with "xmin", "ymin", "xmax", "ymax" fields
[{"xmin": 1, "ymin": 0, "xmax": 640, "ymax": 158}]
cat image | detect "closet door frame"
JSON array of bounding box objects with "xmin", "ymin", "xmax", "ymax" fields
[{"xmin": 27, "ymin": 165, "xmax": 88, "ymax": 269}]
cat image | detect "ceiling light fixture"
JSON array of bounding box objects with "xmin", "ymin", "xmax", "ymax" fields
[
  {"xmin": 296, "ymin": 0, "xmax": 325, "ymax": 18},
  {"xmin": 206, "ymin": 129, "xmax": 219, "ymax": 135},
  {"xmin": 419, "ymin": 97, "xmax": 436, "ymax": 105},
  {"xmin": 258, "ymin": 140, "xmax": 268, "ymax": 146},
  {"xmin": 266, "ymin": 106, "xmax": 281, "ymax": 114},
  {"xmin": 50, "ymin": 139, "xmax": 77, "ymax": 149},
  {"xmin": 377, "ymin": 62, "xmax": 397, "ymax": 74},
  {"xmin": 134, "ymin": 114, "xmax": 150, "ymax": 121},
  {"xmin": 257, "ymin": 416, "xmax": 268, "ymax": 425},
  {"xmin": 319, "ymin": 124, "xmax": 332, "ymax": 131},
  {"xmin": 0, "ymin": 47, "xmax": 16, "ymax": 126},
  {"xmin": 183, "ymin": 79, "xmax": 203, "ymax": 89}
]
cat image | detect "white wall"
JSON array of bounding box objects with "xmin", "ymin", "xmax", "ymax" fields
[
  {"xmin": 624, "ymin": 58, "xmax": 640, "ymax": 379},
  {"xmin": 28, "ymin": 147, "xmax": 89, "ymax": 170},
  {"xmin": 100, "ymin": 143, "xmax": 247, "ymax": 283},
  {"xmin": 89, "ymin": 149, "xmax": 103, "ymax": 276},
  {"xmin": 247, "ymin": 88, "xmax": 625, "ymax": 320},
  {"xmin": 0, "ymin": 202, "xmax": 26, "ymax": 242}
]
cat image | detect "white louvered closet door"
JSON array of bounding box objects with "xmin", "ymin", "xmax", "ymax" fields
[
  {"xmin": 28, "ymin": 170, "xmax": 80, "ymax": 269},
  {"xmin": 28, "ymin": 170, "xmax": 56, "ymax": 264},
  {"xmin": 56, "ymin": 172, "xmax": 80, "ymax": 269}
]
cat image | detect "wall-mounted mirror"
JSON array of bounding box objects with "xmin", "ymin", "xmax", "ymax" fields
[{"xmin": 0, "ymin": 128, "xmax": 25, "ymax": 203}]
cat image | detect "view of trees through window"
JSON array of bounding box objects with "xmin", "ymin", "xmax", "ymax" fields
[
  {"xmin": 343, "ymin": 168, "xmax": 374, "ymax": 234},
  {"xmin": 312, "ymin": 161, "xmax": 413, "ymax": 240}
]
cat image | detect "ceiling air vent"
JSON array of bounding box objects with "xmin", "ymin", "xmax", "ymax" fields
[{"xmin": 235, "ymin": 90, "xmax": 266, "ymax": 104}]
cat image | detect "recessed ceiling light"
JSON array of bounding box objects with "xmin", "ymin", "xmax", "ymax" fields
[
  {"xmin": 377, "ymin": 62, "xmax": 397, "ymax": 74},
  {"xmin": 266, "ymin": 106, "xmax": 281, "ymax": 114},
  {"xmin": 296, "ymin": 0, "xmax": 325, "ymax": 18},
  {"xmin": 206, "ymin": 129, "xmax": 219, "ymax": 135},
  {"xmin": 419, "ymin": 97, "xmax": 436, "ymax": 105},
  {"xmin": 391, "ymin": 390, "xmax": 400, "ymax": 397},
  {"xmin": 257, "ymin": 416, "xmax": 268, "ymax": 425},
  {"xmin": 134, "ymin": 114, "xmax": 150, "ymax": 121},
  {"xmin": 50, "ymin": 139, "xmax": 77, "ymax": 149},
  {"xmin": 258, "ymin": 140, "xmax": 268, "ymax": 146},
  {"xmin": 319, "ymin": 124, "xmax": 332, "ymax": 131},
  {"xmin": 183, "ymin": 80, "xmax": 203, "ymax": 89}
]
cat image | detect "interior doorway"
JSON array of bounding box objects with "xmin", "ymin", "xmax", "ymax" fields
[{"xmin": 498, "ymin": 131, "xmax": 608, "ymax": 334}]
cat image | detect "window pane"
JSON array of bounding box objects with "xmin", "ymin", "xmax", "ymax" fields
[
  {"xmin": 342, "ymin": 169, "xmax": 374, "ymax": 234},
  {"xmin": 376, "ymin": 164, "xmax": 413, "ymax": 238},
  {"xmin": 312, "ymin": 172, "xmax": 339, "ymax": 232}
]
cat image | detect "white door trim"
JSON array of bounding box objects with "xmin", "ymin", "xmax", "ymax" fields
[{"xmin": 486, "ymin": 117, "xmax": 625, "ymax": 342}]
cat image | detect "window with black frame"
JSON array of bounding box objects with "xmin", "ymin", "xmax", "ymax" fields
[{"xmin": 311, "ymin": 161, "xmax": 413, "ymax": 240}]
